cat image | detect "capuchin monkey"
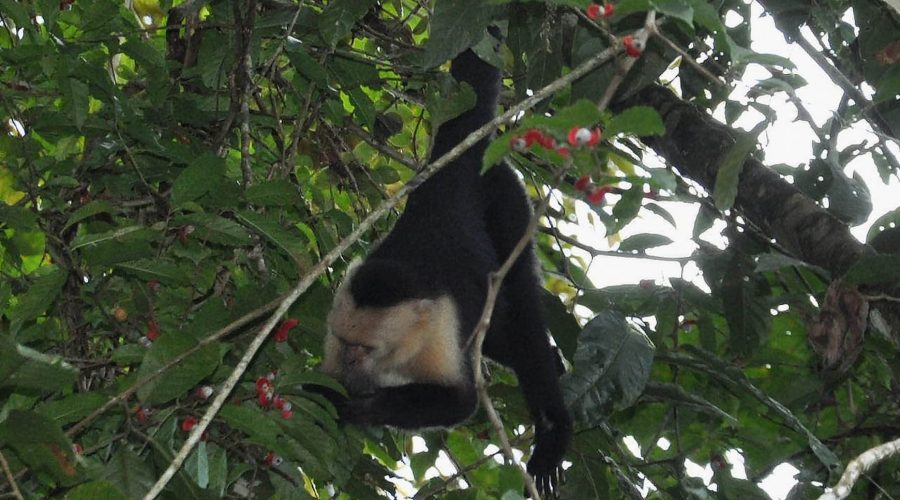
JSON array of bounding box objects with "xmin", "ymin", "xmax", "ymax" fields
[{"xmin": 322, "ymin": 36, "xmax": 572, "ymax": 496}]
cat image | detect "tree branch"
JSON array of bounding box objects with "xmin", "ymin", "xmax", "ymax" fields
[{"xmin": 819, "ymin": 436, "xmax": 900, "ymax": 500}]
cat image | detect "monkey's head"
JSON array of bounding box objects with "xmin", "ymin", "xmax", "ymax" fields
[{"xmin": 322, "ymin": 259, "xmax": 465, "ymax": 394}]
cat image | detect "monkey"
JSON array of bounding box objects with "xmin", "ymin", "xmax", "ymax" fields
[{"xmin": 321, "ymin": 37, "xmax": 572, "ymax": 496}]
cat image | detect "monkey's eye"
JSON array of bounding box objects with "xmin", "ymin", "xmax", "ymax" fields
[{"xmin": 338, "ymin": 337, "xmax": 374, "ymax": 353}]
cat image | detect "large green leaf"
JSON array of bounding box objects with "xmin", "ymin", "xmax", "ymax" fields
[
  {"xmin": 136, "ymin": 333, "xmax": 221, "ymax": 405},
  {"xmin": 8, "ymin": 266, "xmax": 67, "ymax": 333},
  {"xmin": 0, "ymin": 410, "xmax": 79, "ymax": 485},
  {"xmin": 562, "ymin": 311, "xmax": 655, "ymax": 426},
  {"xmin": 0, "ymin": 338, "xmax": 77, "ymax": 391}
]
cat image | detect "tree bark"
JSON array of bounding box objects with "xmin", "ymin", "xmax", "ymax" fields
[{"xmin": 620, "ymin": 84, "xmax": 871, "ymax": 276}]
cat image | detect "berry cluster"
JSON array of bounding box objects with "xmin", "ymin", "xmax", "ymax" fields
[
  {"xmin": 586, "ymin": 3, "xmax": 615, "ymax": 19},
  {"xmin": 255, "ymin": 372, "xmax": 294, "ymax": 419},
  {"xmin": 573, "ymin": 175, "xmax": 612, "ymax": 205},
  {"xmin": 510, "ymin": 126, "xmax": 602, "ymax": 158}
]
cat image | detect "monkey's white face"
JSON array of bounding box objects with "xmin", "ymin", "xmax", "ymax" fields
[{"xmin": 322, "ymin": 275, "xmax": 465, "ymax": 394}]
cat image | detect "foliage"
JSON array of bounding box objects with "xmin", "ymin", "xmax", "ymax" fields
[{"xmin": 1, "ymin": 0, "xmax": 899, "ymax": 498}]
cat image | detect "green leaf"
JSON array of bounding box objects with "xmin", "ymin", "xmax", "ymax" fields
[
  {"xmin": 219, "ymin": 404, "xmax": 285, "ymax": 451},
  {"xmin": 285, "ymin": 43, "xmax": 329, "ymax": 86},
  {"xmin": 755, "ymin": 252, "xmax": 828, "ymax": 275},
  {"xmin": 63, "ymin": 200, "xmax": 114, "ymax": 230},
  {"xmin": 62, "ymin": 78, "xmax": 89, "ymax": 130},
  {"xmin": 866, "ymin": 208, "xmax": 900, "ymax": 245},
  {"xmin": 0, "ymin": 204, "xmax": 37, "ymax": 230},
  {"xmin": 66, "ymin": 481, "xmax": 127, "ymax": 500},
  {"xmin": 171, "ymin": 155, "xmax": 226, "ymax": 207},
  {"xmin": 523, "ymin": 99, "xmax": 604, "ymax": 137},
  {"xmin": 654, "ymin": 0, "xmax": 694, "ymax": 25},
  {"xmin": 245, "ymin": 180, "xmax": 302, "ymax": 207},
  {"xmin": 422, "ymin": 0, "xmax": 497, "ymax": 68},
  {"xmin": 318, "ymin": 0, "xmax": 378, "ymax": 47},
  {"xmin": 427, "ymin": 75, "xmax": 476, "ymax": 131},
  {"xmin": 0, "ymin": 337, "xmax": 78, "ymax": 391},
  {"xmin": 606, "ymin": 106, "xmax": 665, "ymax": 137},
  {"xmin": 115, "ymin": 258, "xmax": 192, "ymax": 286},
  {"xmin": 483, "ymin": 130, "xmax": 516, "ymax": 170},
  {"xmin": 562, "ymin": 311, "xmax": 655, "ymax": 426},
  {"xmin": 36, "ymin": 393, "xmax": 107, "ymax": 426},
  {"xmin": 237, "ymin": 210, "xmax": 308, "ymax": 262},
  {"xmin": 136, "ymin": 333, "xmax": 221, "ymax": 405},
  {"xmin": 644, "ymin": 202, "xmax": 677, "ymax": 228},
  {"xmin": 71, "ymin": 225, "xmax": 149, "ymax": 251},
  {"xmin": 184, "ymin": 441, "xmax": 210, "ymax": 489},
  {"xmin": 99, "ymin": 448, "xmax": 155, "ymax": 498},
  {"xmin": 845, "ymin": 254, "xmax": 900, "ymax": 286},
  {"xmin": 618, "ymin": 233, "xmax": 673, "ymax": 253},
  {"xmin": 713, "ymin": 119, "xmax": 767, "ymax": 210},
  {"xmin": 0, "ymin": 410, "xmax": 79, "ymax": 484},
  {"xmin": 9, "ymin": 266, "xmax": 67, "ymax": 332},
  {"xmin": 175, "ymin": 213, "xmax": 252, "ymax": 246}
]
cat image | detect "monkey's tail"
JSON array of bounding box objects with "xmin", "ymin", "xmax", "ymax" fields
[{"xmin": 428, "ymin": 48, "xmax": 502, "ymax": 164}]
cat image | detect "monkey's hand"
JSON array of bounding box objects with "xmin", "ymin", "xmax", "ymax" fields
[{"xmin": 526, "ymin": 406, "xmax": 572, "ymax": 498}]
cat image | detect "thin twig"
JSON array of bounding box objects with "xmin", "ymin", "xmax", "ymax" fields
[
  {"xmin": 0, "ymin": 450, "xmax": 23, "ymax": 500},
  {"xmin": 144, "ymin": 35, "xmax": 624, "ymax": 500},
  {"xmin": 539, "ymin": 226, "xmax": 691, "ymax": 263}
]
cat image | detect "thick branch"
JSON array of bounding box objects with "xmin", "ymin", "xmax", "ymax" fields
[{"xmin": 618, "ymin": 84, "xmax": 870, "ymax": 276}]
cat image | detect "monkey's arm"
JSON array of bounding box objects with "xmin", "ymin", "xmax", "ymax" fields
[{"xmin": 343, "ymin": 383, "xmax": 477, "ymax": 429}]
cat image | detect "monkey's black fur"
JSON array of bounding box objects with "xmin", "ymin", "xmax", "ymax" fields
[{"xmin": 335, "ymin": 46, "xmax": 571, "ymax": 496}]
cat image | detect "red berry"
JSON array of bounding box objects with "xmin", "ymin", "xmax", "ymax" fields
[
  {"xmin": 586, "ymin": 3, "xmax": 602, "ymax": 20},
  {"xmin": 196, "ymin": 385, "xmax": 214, "ymax": 400},
  {"xmin": 181, "ymin": 416, "xmax": 198, "ymax": 432},
  {"xmin": 537, "ymin": 134, "xmax": 556, "ymax": 149},
  {"xmin": 281, "ymin": 409, "xmax": 294, "ymax": 420},
  {"xmin": 146, "ymin": 320, "xmax": 159, "ymax": 341},
  {"xmin": 623, "ymin": 35, "xmax": 643, "ymax": 58},
  {"xmin": 281, "ymin": 401, "xmax": 292, "ymax": 412},
  {"xmin": 556, "ymin": 147, "xmax": 571, "ymax": 158},
  {"xmin": 274, "ymin": 318, "xmax": 299, "ymax": 343},
  {"xmin": 134, "ymin": 405, "xmax": 149, "ymax": 424},
  {"xmin": 72, "ymin": 443, "xmax": 83, "ymax": 455},
  {"xmin": 264, "ymin": 451, "xmax": 282, "ymax": 466},
  {"xmin": 587, "ymin": 186, "xmax": 611, "ymax": 205},
  {"xmin": 523, "ymin": 129, "xmax": 544, "ymax": 147},
  {"xmin": 604, "ymin": 3, "xmax": 615, "ymax": 17},
  {"xmin": 568, "ymin": 127, "xmax": 601, "ymax": 147},
  {"xmin": 258, "ymin": 391, "xmax": 271, "ymax": 407},
  {"xmin": 273, "ymin": 395, "xmax": 286, "ymax": 410},
  {"xmin": 574, "ymin": 175, "xmax": 592, "ymax": 192},
  {"xmin": 200, "ymin": 430, "xmax": 209, "ymax": 441},
  {"xmin": 148, "ymin": 280, "xmax": 160, "ymax": 292},
  {"xmin": 256, "ymin": 376, "xmax": 271, "ymax": 393}
]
